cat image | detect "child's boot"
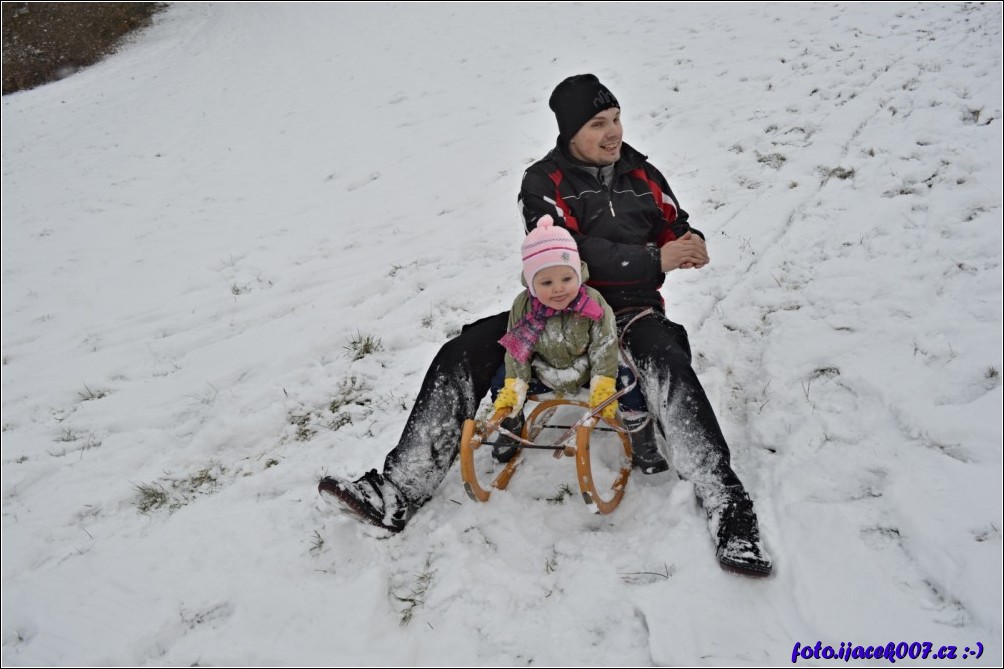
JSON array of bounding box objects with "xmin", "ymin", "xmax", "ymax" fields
[
  {"xmin": 624, "ymin": 414, "xmax": 669, "ymax": 474},
  {"xmin": 492, "ymin": 412, "xmax": 525, "ymax": 463}
]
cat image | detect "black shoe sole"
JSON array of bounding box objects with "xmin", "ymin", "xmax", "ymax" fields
[
  {"xmin": 634, "ymin": 459, "xmax": 670, "ymax": 475},
  {"xmin": 718, "ymin": 552, "xmax": 773, "ymax": 577},
  {"xmin": 318, "ymin": 477, "xmax": 403, "ymax": 533}
]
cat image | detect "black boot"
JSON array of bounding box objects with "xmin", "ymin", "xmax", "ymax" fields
[
  {"xmin": 318, "ymin": 469, "xmax": 413, "ymax": 533},
  {"xmin": 492, "ymin": 412, "xmax": 525, "ymax": 463},
  {"xmin": 624, "ymin": 415, "xmax": 669, "ymax": 474},
  {"xmin": 713, "ymin": 491, "xmax": 773, "ymax": 576}
]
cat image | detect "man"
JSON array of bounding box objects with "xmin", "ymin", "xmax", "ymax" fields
[{"xmin": 319, "ymin": 74, "xmax": 773, "ymax": 577}]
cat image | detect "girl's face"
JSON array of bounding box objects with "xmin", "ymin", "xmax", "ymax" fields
[
  {"xmin": 532, "ymin": 265, "xmax": 580, "ymax": 310},
  {"xmin": 568, "ymin": 107, "xmax": 622, "ymax": 166}
]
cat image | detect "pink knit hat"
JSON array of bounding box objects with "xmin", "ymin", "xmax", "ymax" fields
[{"xmin": 521, "ymin": 215, "xmax": 581, "ymax": 296}]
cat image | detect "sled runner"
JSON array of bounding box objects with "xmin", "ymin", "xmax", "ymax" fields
[{"xmin": 459, "ymin": 396, "xmax": 634, "ymax": 515}]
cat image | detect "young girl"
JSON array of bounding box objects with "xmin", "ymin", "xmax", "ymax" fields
[{"xmin": 492, "ymin": 215, "xmax": 651, "ymax": 462}]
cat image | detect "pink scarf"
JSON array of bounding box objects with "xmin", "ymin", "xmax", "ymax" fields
[{"xmin": 499, "ymin": 287, "xmax": 605, "ymax": 363}]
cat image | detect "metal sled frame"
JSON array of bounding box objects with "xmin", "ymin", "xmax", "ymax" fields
[{"xmin": 459, "ymin": 398, "xmax": 634, "ymax": 515}]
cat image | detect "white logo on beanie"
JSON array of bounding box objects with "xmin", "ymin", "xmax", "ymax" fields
[{"xmin": 593, "ymin": 89, "xmax": 614, "ymax": 108}]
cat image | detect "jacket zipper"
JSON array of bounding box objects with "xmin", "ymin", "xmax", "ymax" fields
[{"xmin": 598, "ymin": 171, "xmax": 616, "ymax": 217}]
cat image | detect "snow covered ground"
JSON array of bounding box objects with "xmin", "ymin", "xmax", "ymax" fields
[{"xmin": 2, "ymin": 2, "xmax": 1001, "ymax": 665}]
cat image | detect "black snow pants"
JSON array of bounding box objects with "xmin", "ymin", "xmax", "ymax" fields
[{"xmin": 383, "ymin": 309, "xmax": 744, "ymax": 511}]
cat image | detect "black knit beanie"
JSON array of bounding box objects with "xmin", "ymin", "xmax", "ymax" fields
[{"xmin": 548, "ymin": 74, "xmax": 620, "ymax": 143}]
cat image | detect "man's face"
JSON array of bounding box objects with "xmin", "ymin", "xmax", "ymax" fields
[{"xmin": 568, "ymin": 107, "xmax": 622, "ymax": 166}]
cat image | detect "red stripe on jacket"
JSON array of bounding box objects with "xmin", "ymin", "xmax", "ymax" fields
[
  {"xmin": 547, "ymin": 169, "xmax": 580, "ymax": 232},
  {"xmin": 628, "ymin": 167, "xmax": 678, "ymax": 246}
]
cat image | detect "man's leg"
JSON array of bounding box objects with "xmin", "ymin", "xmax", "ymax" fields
[
  {"xmin": 383, "ymin": 312, "xmax": 508, "ymax": 505},
  {"xmin": 319, "ymin": 313, "xmax": 508, "ymax": 530},
  {"xmin": 619, "ymin": 312, "xmax": 742, "ymax": 499},
  {"xmin": 619, "ymin": 311, "xmax": 772, "ymax": 575}
]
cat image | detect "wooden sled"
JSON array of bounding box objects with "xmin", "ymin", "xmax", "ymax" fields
[{"xmin": 459, "ymin": 398, "xmax": 634, "ymax": 515}]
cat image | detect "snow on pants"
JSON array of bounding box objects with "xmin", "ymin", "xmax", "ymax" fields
[
  {"xmin": 383, "ymin": 309, "xmax": 744, "ymax": 511},
  {"xmin": 383, "ymin": 312, "xmax": 509, "ymax": 505},
  {"xmin": 615, "ymin": 310, "xmax": 743, "ymax": 511}
]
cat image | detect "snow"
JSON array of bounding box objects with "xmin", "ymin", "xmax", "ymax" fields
[{"xmin": 2, "ymin": 2, "xmax": 1001, "ymax": 665}]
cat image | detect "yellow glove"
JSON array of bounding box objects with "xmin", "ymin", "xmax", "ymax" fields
[
  {"xmin": 494, "ymin": 378, "xmax": 528, "ymax": 414},
  {"xmin": 590, "ymin": 375, "xmax": 618, "ymax": 421}
]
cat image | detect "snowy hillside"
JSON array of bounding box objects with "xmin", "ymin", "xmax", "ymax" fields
[{"xmin": 2, "ymin": 3, "xmax": 1001, "ymax": 665}]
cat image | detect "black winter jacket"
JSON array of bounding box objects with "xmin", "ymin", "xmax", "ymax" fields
[{"xmin": 517, "ymin": 142, "xmax": 700, "ymax": 312}]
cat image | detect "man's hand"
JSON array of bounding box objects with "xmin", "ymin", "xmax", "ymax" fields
[{"xmin": 660, "ymin": 231, "xmax": 709, "ymax": 272}]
